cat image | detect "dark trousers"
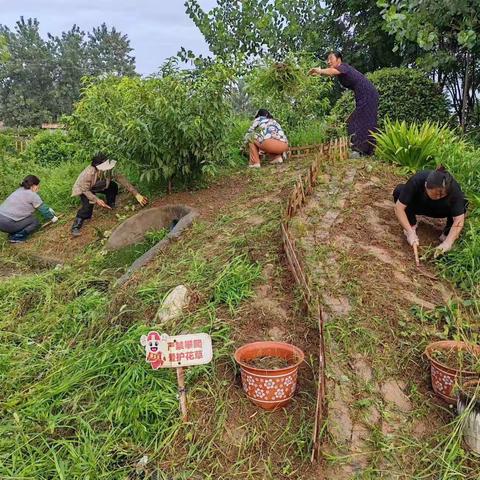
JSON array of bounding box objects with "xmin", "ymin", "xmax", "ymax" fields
[
  {"xmin": 0, "ymin": 212, "xmax": 40, "ymax": 235},
  {"xmin": 76, "ymin": 181, "xmax": 118, "ymax": 220},
  {"xmin": 393, "ymin": 184, "xmax": 467, "ymax": 235}
]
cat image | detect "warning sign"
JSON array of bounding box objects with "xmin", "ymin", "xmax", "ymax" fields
[{"xmin": 140, "ymin": 331, "xmax": 213, "ymax": 369}]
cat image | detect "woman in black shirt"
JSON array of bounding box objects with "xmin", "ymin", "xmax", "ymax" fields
[{"xmin": 393, "ymin": 167, "xmax": 467, "ymax": 255}]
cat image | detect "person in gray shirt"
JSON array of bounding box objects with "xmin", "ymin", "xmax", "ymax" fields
[{"xmin": 0, "ymin": 175, "xmax": 58, "ymax": 243}]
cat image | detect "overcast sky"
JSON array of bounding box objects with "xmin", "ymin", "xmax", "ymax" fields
[{"xmin": 0, "ymin": 0, "xmax": 218, "ymax": 74}]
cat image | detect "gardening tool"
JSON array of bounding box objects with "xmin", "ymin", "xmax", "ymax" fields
[
  {"xmin": 41, "ymin": 215, "xmax": 62, "ymax": 229},
  {"xmin": 413, "ymin": 243, "xmax": 420, "ymax": 267}
]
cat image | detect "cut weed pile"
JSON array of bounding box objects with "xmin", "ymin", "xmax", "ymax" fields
[{"xmin": 0, "ymin": 158, "xmax": 321, "ymax": 479}]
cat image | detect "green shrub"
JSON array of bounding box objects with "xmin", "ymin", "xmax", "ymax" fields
[
  {"xmin": 245, "ymin": 56, "xmax": 332, "ymax": 132},
  {"xmin": 22, "ymin": 131, "xmax": 88, "ymax": 166},
  {"xmin": 67, "ymin": 63, "xmax": 234, "ymax": 188},
  {"xmin": 0, "ymin": 156, "xmax": 84, "ymax": 212},
  {"xmin": 0, "ymin": 133, "xmax": 16, "ymax": 158},
  {"xmin": 332, "ymin": 68, "xmax": 450, "ymax": 127},
  {"xmin": 372, "ymin": 119, "xmax": 450, "ymax": 172}
]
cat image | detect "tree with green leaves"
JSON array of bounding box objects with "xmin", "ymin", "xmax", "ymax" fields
[
  {"xmin": 86, "ymin": 23, "xmax": 136, "ymax": 77},
  {"xmin": 379, "ymin": 0, "xmax": 480, "ymax": 128},
  {"xmin": 183, "ymin": 0, "xmax": 331, "ymax": 63},
  {"xmin": 0, "ymin": 17, "xmax": 56, "ymax": 127},
  {"xmin": 0, "ymin": 18, "xmax": 137, "ymax": 127},
  {"xmin": 48, "ymin": 25, "xmax": 87, "ymax": 119}
]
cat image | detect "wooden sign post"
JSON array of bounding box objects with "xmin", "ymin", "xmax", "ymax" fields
[{"xmin": 140, "ymin": 331, "xmax": 213, "ymax": 422}]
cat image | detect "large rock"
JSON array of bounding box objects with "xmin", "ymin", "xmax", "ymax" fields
[{"xmin": 156, "ymin": 285, "xmax": 189, "ymax": 323}]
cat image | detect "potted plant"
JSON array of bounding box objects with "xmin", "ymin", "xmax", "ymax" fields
[
  {"xmin": 424, "ymin": 340, "xmax": 480, "ymax": 404},
  {"xmin": 234, "ymin": 341, "xmax": 304, "ymax": 411},
  {"xmin": 457, "ymin": 379, "xmax": 480, "ymax": 454}
]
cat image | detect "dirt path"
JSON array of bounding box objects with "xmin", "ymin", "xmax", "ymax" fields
[
  {"xmin": 12, "ymin": 172, "xmax": 249, "ymax": 263},
  {"xmin": 291, "ymin": 158, "xmax": 461, "ymax": 478}
]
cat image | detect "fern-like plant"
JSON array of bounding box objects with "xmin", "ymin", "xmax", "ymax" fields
[{"xmin": 372, "ymin": 119, "xmax": 449, "ymax": 172}]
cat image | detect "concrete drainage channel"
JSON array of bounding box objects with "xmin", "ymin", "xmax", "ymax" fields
[{"xmin": 106, "ymin": 204, "xmax": 199, "ymax": 287}]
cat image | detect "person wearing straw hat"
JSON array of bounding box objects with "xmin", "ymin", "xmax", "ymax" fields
[{"xmin": 71, "ymin": 152, "xmax": 148, "ymax": 236}]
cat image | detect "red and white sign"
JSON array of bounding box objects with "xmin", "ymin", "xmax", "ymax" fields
[{"xmin": 140, "ymin": 331, "xmax": 213, "ymax": 369}]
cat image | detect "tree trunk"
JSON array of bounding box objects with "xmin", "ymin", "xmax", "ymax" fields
[{"xmin": 461, "ymin": 52, "xmax": 471, "ymax": 130}]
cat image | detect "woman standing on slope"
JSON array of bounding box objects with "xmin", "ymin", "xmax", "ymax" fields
[{"xmin": 309, "ymin": 52, "xmax": 379, "ymax": 156}]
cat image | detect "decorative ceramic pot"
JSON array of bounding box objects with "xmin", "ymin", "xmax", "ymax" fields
[
  {"xmin": 424, "ymin": 340, "xmax": 480, "ymax": 404},
  {"xmin": 234, "ymin": 341, "xmax": 304, "ymax": 411}
]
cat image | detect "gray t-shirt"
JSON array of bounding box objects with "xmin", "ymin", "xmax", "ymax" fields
[{"xmin": 0, "ymin": 188, "xmax": 43, "ymax": 221}]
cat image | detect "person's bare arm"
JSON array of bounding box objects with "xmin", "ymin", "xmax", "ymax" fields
[
  {"xmin": 308, "ymin": 67, "xmax": 341, "ymax": 77},
  {"xmin": 436, "ymin": 214, "xmax": 465, "ymax": 255}
]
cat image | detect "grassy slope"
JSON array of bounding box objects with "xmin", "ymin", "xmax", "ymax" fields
[
  {"xmin": 0, "ymin": 158, "xmax": 322, "ymax": 480},
  {"xmin": 291, "ymin": 157, "xmax": 480, "ymax": 479},
  {"xmin": 1, "ymin": 151, "xmax": 479, "ymax": 479}
]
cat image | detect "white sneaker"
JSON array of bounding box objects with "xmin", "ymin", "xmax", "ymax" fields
[
  {"xmin": 248, "ymin": 163, "xmax": 261, "ymax": 168},
  {"xmin": 350, "ymin": 151, "xmax": 361, "ymax": 159}
]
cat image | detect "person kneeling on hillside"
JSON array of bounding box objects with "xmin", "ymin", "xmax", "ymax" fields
[
  {"xmin": 393, "ymin": 166, "xmax": 467, "ymax": 256},
  {"xmin": 0, "ymin": 175, "xmax": 58, "ymax": 243},
  {"xmin": 71, "ymin": 152, "xmax": 148, "ymax": 236},
  {"xmin": 244, "ymin": 109, "xmax": 289, "ymax": 168}
]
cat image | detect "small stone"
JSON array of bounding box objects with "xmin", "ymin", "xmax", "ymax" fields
[
  {"xmin": 135, "ymin": 455, "xmax": 149, "ymax": 474},
  {"xmin": 262, "ymin": 263, "xmax": 275, "ymax": 279},
  {"xmin": 156, "ymin": 285, "xmax": 189, "ymax": 322},
  {"xmin": 268, "ymin": 326, "xmax": 285, "ymax": 341},
  {"xmin": 351, "ymin": 356, "xmax": 373, "ymax": 383},
  {"xmin": 323, "ymin": 294, "xmax": 351, "ymax": 317},
  {"xmin": 412, "ymin": 420, "xmax": 427, "ymax": 437},
  {"xmin": 366, "ymin": 405, "xmax": 381, "ymax": 425},
  {"xmin": 247, "ymin": 215, "xmax": 265, "ymax": 226},
  {"xmin": 380, "ymin": 380, "xmax": 413, "ymax": 413}
]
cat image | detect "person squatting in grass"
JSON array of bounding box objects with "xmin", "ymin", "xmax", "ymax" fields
[
  {"xmin": 393, "ymin": 166, "xmax": 468, "ymax": 256},
  {"xmin": 244, "ymin": 109, "xmax": 289, "ymax": 168},
  {"xmin": 71, "ymin": 152, "xmax": 148, "ymax": 236},
  {"xmin": 309, "ymin": 51, "xmax": 379, "ymax": 157},
  {"xmin": 0, "ymin": 175, "xmax": 58, "ymax": 243}
]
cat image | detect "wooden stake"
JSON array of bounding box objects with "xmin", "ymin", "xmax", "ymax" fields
[
  {"xmin": 176, "ymin": 367, "xmax": 188, "ymax": 422},
  {"xmin": 41, "ymin": 215, "xmax": 62, "ymax": 229},
  {"xmin": 413, "ymin": 243, "xmax": 420, "ymax": 267}
]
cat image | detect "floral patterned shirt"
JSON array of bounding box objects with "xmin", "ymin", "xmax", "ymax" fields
[{"xmin": 244, "ymin": 116, "xmax": 288, "ymax": 145}]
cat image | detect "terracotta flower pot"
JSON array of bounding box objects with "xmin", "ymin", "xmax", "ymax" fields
[
  {"xmin": 457, "ymin": 379, "xmax": 480, "ymax": 455},
  {"xmin": 424, "ymin": 340, "xmax": 480, "ymax": 404},
  {"xmin": 234, "ymin": 341, "xmax": 305, "ymax": 411}
]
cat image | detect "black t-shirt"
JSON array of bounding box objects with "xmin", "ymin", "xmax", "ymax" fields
[{"xmin": 399, "ymin": 170, "xmax": 466, "ymax": 217}]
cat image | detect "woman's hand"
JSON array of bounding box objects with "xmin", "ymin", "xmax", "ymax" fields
[
  {"xmin": 96, "ymin": 199, "xmax": 112, "ymax": 209},
  {"xmin": 434, "ymin": 241, "xmax": 453, "ymax": 257},
  {"xmin": 406, "ymin": 229, "xmax": 419, "ymax": 246},
  {"xmin": 135, "ymin": 194, "xmax": 149, "ymax": 207},
  {"xmin": 308, "ymin": 68, "xmax": 322, "ymax": 76}
]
